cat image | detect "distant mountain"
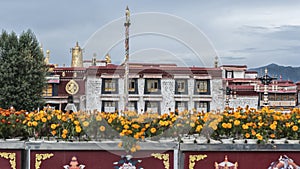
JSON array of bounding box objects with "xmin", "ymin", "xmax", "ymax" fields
[{"xmin": 250, "ymin": 63, "xmax": 300, "ymax": 82}]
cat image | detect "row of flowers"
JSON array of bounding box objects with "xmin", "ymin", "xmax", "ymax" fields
[{"xmin": 0, "ymin": 106, "xmax": 300, "ymax": 151}]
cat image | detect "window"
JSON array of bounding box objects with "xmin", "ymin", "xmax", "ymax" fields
[
  {"xmin": 175, "ymin": 101, "xmax": 188, "ymax": 113},
  {"xmin": 226, "ymin": 70, "xmax": 234, "ymax": 78},
  {"xmin": 127, "ymin": 101, "xmax": 137, "ymax": 111},
  {"xmin": 145, "ymin": 79, "xmax": 161, "ymax": 94},
  {"xmin": 128, "ymin": 79, "xmax": 138, "ymax": 94},
  {"xmin": 288, "ymin": 95, "xmax": 295, "ymax": 101},
  {"xmin": 102, "ymin": 78, "xmax": 118, "ymax": 94},
  {"xmin": 175, "ymin": 79, "xmax": 187, "ymax": 94},
  {"xmin": 195, "ymin": 101, "xmax": 210, "ymax": 113},
  {"xmin": 145, "ymin": 101, "xmax": 160, "ymax": 113},
  {"xmin": 282, "ymin": 95, "xmax": 288, "ymax": 101},
  {"xmin": 43, "ymin": 84, "xmax": 53, "ymax": 96},
  {"xmin": 269, "ymin": 94, "xmax": 275, "ymax": 101},
  {"xmin": 102, "ymin": 101, "xmax": 118, "ymax": 113},
  {"xmin": 195, "ymin": 80, "xmax": 210, "ymax": 94}
]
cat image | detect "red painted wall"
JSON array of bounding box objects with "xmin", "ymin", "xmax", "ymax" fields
[
  {"xmin": 31, "ymin": 150, "xmax": 174, "ymax": 169},
  {"xmin": 184, "ymin": 151, "xmax": 300, "ymax": 169}
]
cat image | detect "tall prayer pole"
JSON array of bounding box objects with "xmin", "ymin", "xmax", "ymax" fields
[{"xmin": 124, "ymin": 6, "xmax": 130, "ymax": 111}]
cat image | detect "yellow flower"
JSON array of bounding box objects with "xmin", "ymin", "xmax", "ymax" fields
[
  {"xmin": 27, "ymin": 121, "xmax": 32, "ymax": 127},
  {"xmin": 57, "ymin": 115, "xmax": 62, "ymax": 120},
  {"xmin": 256, "ymin": 133, "xmax": 263, "ymax": 140},
  {"xmin": 270, "ymin": 133, "xmax": 276, "ymax": 138},
  {"xmin": 51, "ymin": 124, "xmax": 57, "ymax": 130},
  {"xmin": 130, "ymin": 146, "xmax": 136, "ymax": 153},
  {"xmin": 96, "ymin": 115, "xmax": 102, "ymax": 121},
  {"xmin": 124, "ymin": 124, "xmax": 129, "ymax": 129},
  {"xmin": 251, "ymin": 130, "xmax": 256, "ymax": 136},
  {"xmin": 82, "ymin": 121, "xmax": 89, "ymax": 127},
  {"xmin": 32, "ymin": 121, "xmax": 38, "ymax": 127},
  {"xmin": 99, "ymin": 126, "xmax": 106, "ymax": 132},
  {"xmin": 196, "ymin": 125, "xmax": 203, "ymax": 132},
  {"xmin": 47, "ymin": 115, "xmax": 51, "ymax": 120},
  {"xmin": 136, "ymin": 144, "xmax": 141, "ymax": 150},
  {"xmin": 190, "ymin": 122, "xmax": 195, "ymax": 128},
  {"xmin": 51, "ymin": 130, "xmax": 57, "ymax": 136},
  {"xmin": 242, "ymin": 124, "xmax": 249, "ymax": 130},
  {"xmin": 270, "ymin": 123, "xmax": 277, "ymax": 130},
  {"xmin": 61, "ymin": 134, "xmax": 67, "ymax": 139},
  {"xmin": 41, "ymin": 117, "xmax": 47, "ymax": 123},
  {"xmin": 234, "ymin": 120, "xmax": 240, "ymax": 126},
  {"xmin": 62, "ymin": 129, "xmax": 68, "ymax": 135},
  {"xmin": 132, "ymin": 124, "xmax": 140, "ymax": 129},
  {"xmin": 75, "ymin": 126, "xmax": 82, "ymax": 133},
  {"xmin": 245, "ymin": 133, "xmax": 250, "ymax": 138},
  {"xmin": 150, "ymin": 127, "xmax": 156, "ymax": 134},
  {"xmin": 61, "ymin": 116, "xmax": 67, "ymax": 122},
  {"xmin": 73, "ymin": 120, "xmax": 79, "ymax": 125},
  {"xmin": 118, "ymin": 142, "xmax": 122, "ymax": 147},
  {"xmin": 292, "ymin": 125, "xmax": 299, "ymax": 132}
]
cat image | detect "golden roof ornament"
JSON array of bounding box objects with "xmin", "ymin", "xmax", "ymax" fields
[
  {"xmin": 44, "ymin": 50, "xmax": 50, "ymax": 65},
  {"xmin": 105, "ymin": 53, "xmax": 111, "ymax": 64},
  {"xmin": 71, "ymin": 42, "xmax": 83, "ymax": 67}
]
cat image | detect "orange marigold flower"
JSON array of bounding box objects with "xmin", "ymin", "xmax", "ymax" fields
[
  {"xmin": 51, "ymin": 130, "xmax": 57, "ymax": 136},
  {"xmin": 61, "ymin": 134, "xmax": 67, "ymax": 139},
  {"xmin": 242, "ymin": 124, "xmax": 249, "ymax": 130},
  {"xmin": 75, "ymin": 126, "xmax": 82, "ymax": 133},
  {"xmin": 32, "ymin": 121, "xmax": 38, "ymax": 127},
  {"xmin": 245, "ymin": 133, "xmax": 250, "ymax": 138},
  {"xmin": 73, "ymin": 120, "xmax": 79, "ymax": 125},
  {"xmin": 99, "ymin": 126, "xmax": 106, "ymax": 132},
  {"xmin": 292, "ymin": 125, "xmax": 299, "ymax": 132},
  {"xmin": 150, "ymin": 127, "xmax": 156, "ymax": 134},
  {"xmin": 62, "ymin": 129, "xmax": 68, "ymax": 135},
  {"xmin": 41, "ymin": 117, "xmax": 47, "ymax": 123},
  {"xmin": 82, "ymin": 121, "xmax": 89, "ymax": 127},
  {"xmin": 234, "ymin": 120, "xmax": 240, "ymax": 126},
  {"xmin": 51, "ymin": 124, "xmax": 57, "ymax": 130},
  {"xmin": 270, "ymin": 133, "xmax": 276, "ymax": 138}
]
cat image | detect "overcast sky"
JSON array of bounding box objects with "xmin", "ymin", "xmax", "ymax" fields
[{"xmin": 1, "ymin": 0, "xmax": 300, "ymax": 68}]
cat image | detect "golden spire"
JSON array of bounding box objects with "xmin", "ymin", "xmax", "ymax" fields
[
  {"xmin": 71, "ymin": 42, "xmax": 83, "ymax": 67},
  {"xmin": 105, "ymin": 53, "xmax": 111, "ymax": 64},
  {"xmin": 44, "ymin": 50, "xmax": 50, "ymax": 65}
]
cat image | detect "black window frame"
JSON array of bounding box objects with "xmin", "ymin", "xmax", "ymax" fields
[
  {"xmin": 175, "ymin": 79, "xmax": 188, "ymax": 94},
  {"xmin": 144, "ymin": 101, "xmax": 161, "ymax": 114},
  {"xmin": 194, "ymin": 79, "xmax": 210, "ymax": 95},
  {"xmin": 144, "ymin": 78, "xmax": 161, "ymax": 94},
  {"xmin": 101, "ymin": 101, "xmax": 118, "ymax": 112},
  {"xmin": 102, "ymin": 78, "xmax": 119, "ymax": 94},
  {"xmin": 128, "ymin": 78, "xmax": 138, "ymax": 94}
]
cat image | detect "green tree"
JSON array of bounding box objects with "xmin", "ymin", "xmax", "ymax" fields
[{"xmin": 0, "ymin": 30, "xmax": 47, "ymax": 111}]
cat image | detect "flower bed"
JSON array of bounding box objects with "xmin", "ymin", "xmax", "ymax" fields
[{"xmin": 0, "ymin": 106, "xmax": 299, "ymax": 152}]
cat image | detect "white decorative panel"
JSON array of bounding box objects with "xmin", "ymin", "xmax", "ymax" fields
[
  {"xmin": 161, "ymin": 79, "xmax": 175, "ymax": 113},
  {"xmin": 85, "ymin": 78, "xmax": 102, "ymax": 110},
  {"xmin": 210, "ymin": 79, "xmax": 224, "ymax": 111}
]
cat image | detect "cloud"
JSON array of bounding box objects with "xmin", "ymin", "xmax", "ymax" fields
[{"xmin": 221, "ymin": 56, "xmax": 246, "ymax": 61}]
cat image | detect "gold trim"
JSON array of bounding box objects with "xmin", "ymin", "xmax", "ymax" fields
[
  {"xmin": 151, "ymin": 153, "xmax": 169, "ymax": 169},
  {"xmin": 35, "ymin": 153, "xmax": 54, "ymax": 169},
  {"xmin": 0, "ymin": 152, "xmax": 16, "ymax": 169},
  {"xmin": 65, "ymin": 80, "xmax": 79, "ymax": 95},
  {"xmin": 189, "ymin": 154, "xmax": 207, "ymax": 169}
]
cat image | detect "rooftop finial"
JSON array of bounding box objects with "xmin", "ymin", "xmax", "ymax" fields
[{"xmin": 214, "ymin": 56, "xmax": 218, "ymax": 68}]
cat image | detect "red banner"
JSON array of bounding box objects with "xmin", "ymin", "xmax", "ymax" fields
[
  {"xmin": 0, "ymin": 149, "xmax": 22, "ymax": 169},
  {"xmin": 30, "ymin": 150, "xmax": 174, "ymax": 169},
  {"xmin": 184, "ymin": 151, "xmax": 300, "ymax": 169}
]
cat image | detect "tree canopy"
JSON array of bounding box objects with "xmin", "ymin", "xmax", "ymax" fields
[{"xmin": 0, "ymin": 30, "xmax": 47, "ymax": 111}]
